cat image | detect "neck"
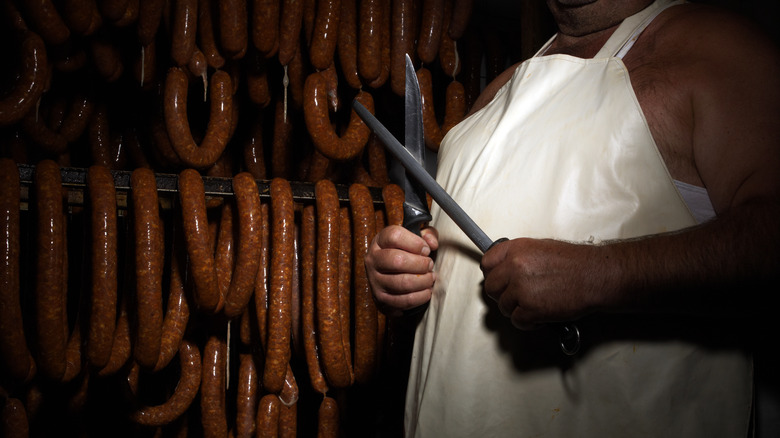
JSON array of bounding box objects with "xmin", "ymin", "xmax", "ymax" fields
[{"xmin": 544, "ymin": 0, "xmax": 654, "ymax": 56}]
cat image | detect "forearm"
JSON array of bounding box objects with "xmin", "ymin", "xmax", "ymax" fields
[{"xmin": 595, "ymin": 199, "xmax": 780, "ymax": 317}]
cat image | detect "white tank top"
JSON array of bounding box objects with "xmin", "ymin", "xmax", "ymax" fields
[{"xmin": 404, "ymin": 1, "xmax": 752, "ymax": 436}]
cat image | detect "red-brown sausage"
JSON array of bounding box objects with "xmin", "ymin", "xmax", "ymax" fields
[
  {"xmin": 337, "ymin": 206, "xmax": 353, "ymax": 381},
  {"xmin": 33, "ymin": 160, "xmax": 67, "ymax": 381},
  {"xmin": 129, "ymin": 340, "xmax": 202, "ymax": 426},
  {"xmin": 179, "ymin": 168, "xmax": 220, "ymax": 312},
  {"xmin": 314, "ymin": 180, "xmax": 352, "ymax": 388},
  {"xmin": 201, "ymin": 334, "xmax": 228, "ymax": 437},
  {"xmin": 357, "ymin": 0, "xmax": 382, "ymax": 83},
  {"xmin": 337, "ymin": 0, "xmax": 361, "ymax": 89},
  {"xmin": 63, "ymin": 0, "xmax": 100, "ymax": 35},
  {"xmin": 86, "ymin": 165, "xmax": 118, "ymax": 369},
  {"xmin": 90, "ymin": 32, "xmax": 125, "ymax": 82},
  {"xmin": 438, "ymin": 0, "xmax": 460, "ymax": 78},
  {"xmin": 278, "ymin": 364, "xmax": 299, "ymax": 406},
  {"xmin": 417, "ymin": 68, "xmax": 466, "ymax": 151},
  {"xmin": 0, "ymin": 30, "xmax": 48, "ymax": 127},
  {"xmin": 252, "ymin": 0, "xmax": 279, "ymax": 57},
  {"xmin": 235, "ymin": 352, "xmax": 259, "ymax": 438},
  {"xmin": 309, "ymin": 0, "xmax": 341, "ymax": 70},
  {"xmin": 171, "ymin": 0, "xmax": 198, "ymax": 67},
  {"xmin": 448, "ymin": 0, "xmax": 473, "ymax": 40},
  {"xmin": 390, "ymin": 0, "xmax": 417, "ymax": 96},
  {"xmin": 89, "ymin": 103, "xmax": 127, "ymax": 170},
  {"xmin": 130, "ymin": 168, "xmax": 164, "ymax": 370},
  {"xmin": 243, "ymin": 114, "xmax": 267, "ymax": 180},
  {"xmin": 301, "ymin": 205, "xmax": 330, "ymax": 394},
  {"xmin": 366, "ymin": 0, "xmax": 390, "ymax": 89},
  {"xmin": 153, "ymin": 233, "xmax": 190, "ymax": 372},
  {"xmin": 278, "ymin": 401, "xmax": 297, "ymax": 438},
  {"xmin": 382, "ymin": 183, "xmax": 405, "ymax": 226},
  {"xmin": 349, "ymin": 183, "xmax": 379, "ymax": 383},
  {"xmin": 278, "ymin": 0, "xmax": 304, "ymax": 66},
  {"xmin": 256, "ymin": 394, "xmax": 280, "ymax": 438},
  {"xmin": 366, "ymin": 134, "xmax": 389, "ymax": 186},
  {"xmin": 219, "ymin": 0, "xmax": 248, "ymax": 59},
  {"xmin": 164, "ymin": 67, "xmax": 233, "ymax": 169},
  {"xmin": 198, "ymin": 0, "xmax": 226, "ymax": 69},
  {"xmin": 417, "ymin": 0, "xmax": 444, "ymax": 64},
  {"xmin": 0, "ymin": 158, "xmax": 35, "ymax": 383},
  {"xmin": 214, "ymin": 202, "xmax": 234, "ymax": 313},
  {"xmin": 303, "ymin": 72, "xmax": 374, "ymax": 161},
  {"xmin": 97, "ymin": 290, "xmax": 131, "ymax": 376},
  {"xmin": 254, "ymin": 202, "xmax": 270, "ymax": 347},
  {"xmin": 223, "ymin": 172, "xmax": 262, "ymax": 318},
  {"xmin": 271, "ymin": 98, "xmax": 293, "ymax": 179},
  {"xmin": 317, "ymin": 396, "xmax": 339, "ymax": 438},
  {"xmin": 24, "ymin": 0, "xmax": 70, "ymax": 45},
  {"xmin": 264, "ymin": 178, "xmax": 294, "ymax": 393},
  {"xmin": 137, "ymin": 0, "xmax": 164, "ymax": 45}
]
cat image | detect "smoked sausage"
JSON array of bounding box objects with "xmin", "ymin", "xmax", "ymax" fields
[
  {"xmin": 0, "ymin": 30, "xmax": 48, "ymax": 127},
  {"xmin": 301, "ymin": 204, "xmax": 330, "ymax": 394}
]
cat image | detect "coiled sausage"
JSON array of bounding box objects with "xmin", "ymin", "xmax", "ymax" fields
[
  {"xmin": 0, "ymin": 30, "xmax": 48, "ymax": 127},
  {"xmin": 301, "ymin": 205, "xmax": 330, "ymax": 394},
  {"xmin": 201, "ymin": 334, "xmax": 228, "ymax": 437}
]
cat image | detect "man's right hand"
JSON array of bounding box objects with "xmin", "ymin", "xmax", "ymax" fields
[{"xmin": 365, "ymin": 225, "xmax": 439, "ymax": 316}]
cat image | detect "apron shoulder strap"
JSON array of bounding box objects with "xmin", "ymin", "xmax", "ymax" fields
[{"xmin": 596, "ymin": 0, "xmax": 686, "ymax": 59}]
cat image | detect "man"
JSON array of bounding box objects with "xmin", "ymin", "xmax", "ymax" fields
[{"xmin": 365, "ymin": 0, "xmax": 780, "ymax": 436}]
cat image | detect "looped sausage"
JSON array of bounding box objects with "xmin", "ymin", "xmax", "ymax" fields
[
  {"xmin": 417, "ymin": 0, "xmax": 444, "ymax": 64},
  {"xmin": 198, "ymin": 0, "xmax": 226, "ymax": 69},
  {"xmin": 129, "ymin": 339, "xmax": 202, "ymax": 426},
  {"xmin": 0, "ymin": 30, "xmax": 48, "ymax": 127},
  {"xmin": 303, "ymin": 71, "xmax": 374, "ymax": 161},
  {"xmin": 23, "ymin": 0, "xmax": 70, "ymax": 45},
  {"xmin": 219, "ymin": 0, "xmax": 248, "ymax": 59},
  {"xmin": 0, "ymin": 158, "xmax": 36, "ymax": 383},
  {"xmin": 179, "ymin": 168, "xmax": 220, "ymax": 312},
  {"xmin": 21, "ymin": 92, "xmax": 94, "ymax": 154},
  {"xmin": 381, "ymin": 184, "xmax": 405, "ymax": 226},
  {"xmin": 314, "ymin": 180, "xmax": 353, "ymax": 389},
  {"xmin": 349, "ymin": 183, "xmax": 379, "ymax": 383},
  {"xmin": 337, "ymin": 0, "xmax": 361, "ymax": 89},
  {"xmin": 130, "ymin": 168, "xmax": 164, "ymax": 370},
  {"xmin": 278, "ymin": 0, "xmax": 304, "ymax": 66},
  {"xmin": 318, "ymin": 396, "xmax": 340, "ymax": 438},
  {"xmin": 85, "ymin": 165, "xmax": 118, "ymax": 369},
  {"xmin": 264, "ymin": 178, "xmax": 294, "ymax": 393},
  {"xmin": 256, "ymin": 393, "xmax": 280, "ymax": 438},
  {"xmin": 310, "ymin": 0, "xmax": 341, "ymax": 70},
  {"xmin": 235, "ymin": 352, "xmax": 259, "ymax": 437},
  {"xmin": 164, "ymin": 67, "xmax": 234, "ymax": 169},
  {"xmin": 153, "ymin": 228, "xmax": 190, "ymax": 372},
  {"xmin": 201, "ymin": 334, "xmax": 228, "ymax": 436},
  {"xmin": 171, "ymin": 0, "xmax": 197, "ymax": 67},
  {"xmin": 390, "ymin": 0, "xmax": 416, "ymax": 96},
  {"xmin": 223, "ymin": 172, "xmax": 262, "ymax": 318}
]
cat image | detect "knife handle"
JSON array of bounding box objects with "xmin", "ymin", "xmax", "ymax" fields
[{"xmin": 402, "ymin": 203, "xmax": 432, "ymax": 236}]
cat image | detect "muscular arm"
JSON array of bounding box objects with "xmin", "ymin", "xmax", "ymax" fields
[{"xmin": 482, "ymin": 6, "xmax": 780, "ymax": 329}]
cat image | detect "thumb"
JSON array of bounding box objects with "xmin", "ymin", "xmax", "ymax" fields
[{"xmin": 480, "ymin": 238, "xmax": 510, "ymax": 273}]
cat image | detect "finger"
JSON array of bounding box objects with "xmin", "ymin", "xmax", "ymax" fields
[
  {"xmin": 480, "ymin": 236, "xmax": 510, "ymax": 272},
  {"xmin": 420, "ymin": 226, "xmax": 439, "ymax": 251},
  {"xmin": 482, "ymin": 259, "xmax": 510, "ymax": 303},
  {"xmin": 375, "ymin": 287, "xmax": 434, "ymax": 313},
  {"xmin": 369, "ymin": 247, "xmax": 434, "ymax": 275},
  {"xmin": 509, "ymin": 307, "xmax": 543, "ymax": 331},
  {"xmin": 372, "ymin": 270, "xmax": 436, "ymax": 296},
  {"xmin": 374, "ymin": 225, "xmax": 431, "ymax": 255}
]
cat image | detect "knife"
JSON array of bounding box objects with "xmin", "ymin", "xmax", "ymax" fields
[{"xmin": 353, "ymin": 54, "xmax": 581, "ymax": 355}]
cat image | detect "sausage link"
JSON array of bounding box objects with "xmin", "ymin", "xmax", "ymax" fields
[
  {"xmin": 367, "ymin": 134, "xmax": 389, "ymax": 186},
  {"xmin": 33, "ymin": 160, "xmax": 67, "ymax": 381},
  {"xmin": 130, "ymin": 168, "xmax": 164, "ymax": 370},
  {"xmin": 317, "ymin": 396, "xmax": 339, "ymax": 438},
  {"xmin": 417, "ymin": 0, "xmax": 444, "ymax": 64},
  {"xmin": 198, "ymin": 0, "xmax": 226, "ymax": 69},
  {"xmin": 179, "ymin": 168, "xmax": 220, "ymax": 312},
  {"xmin": 24, "ymin": 0, "xmax": 70, "ymax": 45},
  {"xmin": 97, "ymin": 290, "xmax": 131, "ymax": 376},
  {"xmin": 278, "ymin": 0, "xmax": 304, "ymax": 66},
  {"xmin": 314, "ymin": 180, "xmax": 352, "ymax": 388},
  {"xmin": 1, "ymin": 396, "xmax": 29, "ymax": 438},
  {"xmin": 114, "ymin": 0, "xmax": 139, "ymax": 27},
  {"xmin": 129, "ymin": 339, "xmax": 202, "ymax": 426},
  {"xmin": 0, "ymin": 30, "xmax": 48, "ymax": 127},
  {"xmin": 247, "ymin": 52, "xmax": 272, "ymax": 107},
  {"xmin": 201, "ymin": 334, "xmax": 228, "ymax": 437},
  {"xmin": 256, "ymin": 394, "xmax": 280, "ymax": 438},
  {"xmin": 85, "ymin": 165, "xmax": 118, "ymax": 369},
  {"xmin": 390, "ymin": 0, "xmax": 417, "ymax": 96},
  {"xmin": 366, "ymin": 0, "xmax": 390, "ymax": 89},
  {"xmin": 219, "ymin": 0, "xmax": 248, "ymax": 59},
  {"xmin": 337, "ymin": 206, "xmax": 353, "ymax": 381},
  {"xmin": 264, "ymin": 178, "xmax": 294, "ymax": 393},
  {"xmin": 90, "ymin": 32, "xmax": 125, "ymax": 82},
  {"xmin": 223, "ymin": 172, "xmax": 262, "ymax": 318},
  {"xmin": 382, "ymin": 184, "xmax": 405, "ymax": 226},
  {"xmin": 278, "ymin": 401, "xmax": 297, "ymax": 438},
  {"xmin": 137, "ymin": 0, "xmax": 164, "ymax": 45},
  {"xmin": 98, "ymin": 0, "xmax": 131, "ymax": 21},
  {"xmin": 337, "ymin": 0, "xmax": 361, "ymax": 89},
  {"xmin": 271, "ymin": 97, "xmax": 293, "ymax": 179},
  {"xmin": 164, "ymin": 67, "xmax": 233, "ymax": 169},
  {"xmin": 357, "ymin": 0, "xmax": 382, "ymax": 83},
  {"xmin": 214, "ymin": 202, "xmax": 234, "ymax": 313},
  {"xmin": 438, "ymin": 0, "xmax": 460, "ymax": 78},
  {"xmin": 89, "ymin": 103, "xmax": 126, "ymax": 170},
  {"xmin": 302, "ymin": 0, "xmax": 316, "ymax": 45},
  {"xmin": 154, "ymin": 228, "xmax": 191, "ymax": 371},
  {"xmin": 349, "ymin": 183, "xmax": 379, "ymax": 383},
  {"xmin": 0, "ymin": 159, "xmax": 35, "ymax": 383},
  {"xmin": 63, "ymin": 0, "xmax": 99, "ymax": 35},
  {"xmin": 301, "ymin": 205, "xmax": 330, "ymax": 394},
  {"xmin": 417, "ymin": 68, "xmax": 465, "ymax": 151},
  {"xmin": 243, "ymin": 114, "xmax": 267, "ymax": 179},
  {"xmin": 303, "ymin": 72, "xmax": 374, "ymax": 161},
  {"xmin": 442, "ymin": 80, "xmax": 466, "ymax": 133},
  {"xmin": 171, "ymin": 0, "xmax": 198, "ymax": 67},
  {"xmin": 448, "ymin": 0, "xmax": 473, "ymax": 40},
  {"xmin": 309, "ymin": 0, "xmax": 341, "ymax": 70},
  {"xmin": 254, "ymin": 202, "xmax": 270, "ymax": 347},
  {"xmin": 278, "ymin": 364, "xmax": 299, "ymax": 406},
  {"xmin": 235, "ymin": 352, "xmax": 259, "ymax": 438},
  {"xmin": 252, "ymin": 0, "xmax": 279, "ymax": 57},
  {"xmin": 288, "ymin": 47, "xmax": 306, "ymax": 110}
]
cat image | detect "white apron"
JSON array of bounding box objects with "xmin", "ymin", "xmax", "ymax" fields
[{"xmin": 404, "ymin": 1, "xmax": 753, "ymax": 436}]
